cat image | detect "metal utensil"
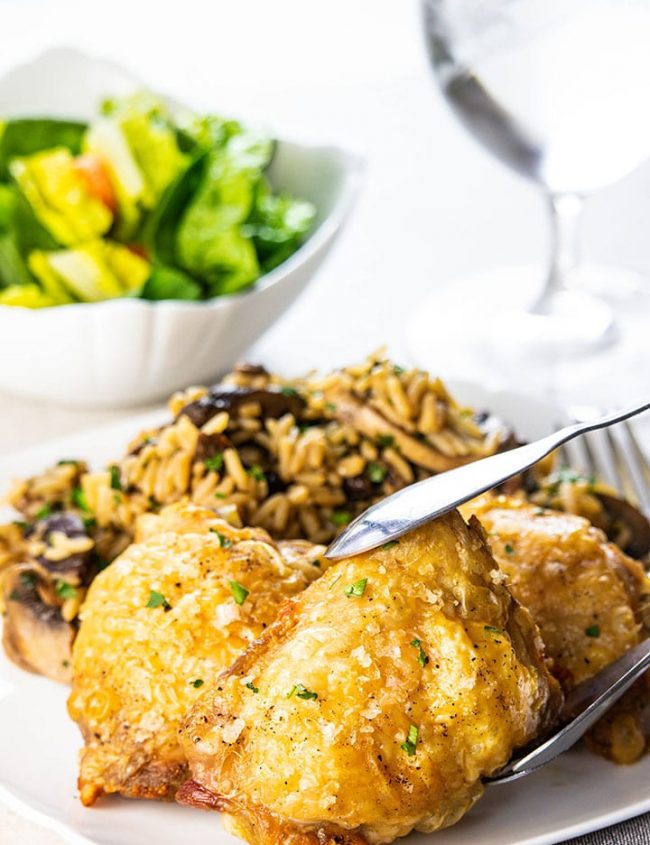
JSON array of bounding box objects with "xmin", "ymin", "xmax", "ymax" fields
[
  {"xmin": 486, "ymin": 637, "xmax": 650, "ymax": 785},
  {"xmin": 326, "ymin": 399, "xmax": 650, "ymax": 560}
]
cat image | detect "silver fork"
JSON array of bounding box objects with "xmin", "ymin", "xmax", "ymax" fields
[{"xmin": 558, "ymin": 406, "xmax": 650, "ymax": 516}]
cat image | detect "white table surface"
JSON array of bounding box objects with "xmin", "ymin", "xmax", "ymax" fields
[{"xmin": 1, "ymin": 1, "xmax": 650, "ymax": 842}]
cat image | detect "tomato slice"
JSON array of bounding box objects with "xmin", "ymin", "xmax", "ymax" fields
[{"xmin": 74, "ymin": 153, "xmax": 118, "ymax": 214}]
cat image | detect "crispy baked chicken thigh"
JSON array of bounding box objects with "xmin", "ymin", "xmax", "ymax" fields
[
  {"xmin": 67, "ymin": 502, "xmax": 325, "ymax": 806},
  {"xmin": 178, "ymin": 511, "xmax": 560, "ymax": 845},
  {"xmin": 463, "ymin": 494, "xmax": 650, "ymax": 763}
]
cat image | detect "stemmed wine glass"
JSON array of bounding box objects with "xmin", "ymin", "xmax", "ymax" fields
[{"xmin": 413, "ymin": 0, "xmax": 650, "ymax": 401}]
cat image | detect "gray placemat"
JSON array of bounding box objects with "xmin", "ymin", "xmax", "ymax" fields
[{"xmin": 565, "ymin": 812, "xmax": 650, "ymax": 844}]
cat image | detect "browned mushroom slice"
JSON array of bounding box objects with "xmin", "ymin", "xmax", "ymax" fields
[
  {"xmin": 2, "ymin": 566, "xmax": 74, "ymax": 684},
  {"xmin": 325, "ymin": 389, "xmax": 505, "ymax": 474},
  {"xmin": 179, "ymin": 385, "xmax": 305, "ymax": 429},
  {"xmin": 595, "ymin": 492, "xmax": 650, "ymax": 560}
]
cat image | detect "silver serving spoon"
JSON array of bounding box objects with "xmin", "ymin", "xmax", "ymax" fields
[
  {"xmin": 486, "ymin": 637, "xmax": 650, "ymax": 784},
  {"xmin": 326, "ymin": 399, "xmax": 650, "ymax": 560}
]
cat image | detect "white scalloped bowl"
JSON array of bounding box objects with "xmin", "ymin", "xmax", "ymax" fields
[{"xmin": 0, "ymin": 50, "xmax": 362, "ymax": 407}]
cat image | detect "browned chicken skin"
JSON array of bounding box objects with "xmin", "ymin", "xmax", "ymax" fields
[
  {"xmin": 67, "ymin": 503, "xmax": 325, "ymax": 806},
  {"xmin": 463, "ymin": 494, "xmax": 650, "ymax": 763},
  {"xmin": 179, "ymin": 512, "xmax": 560, "ymax": 845}
]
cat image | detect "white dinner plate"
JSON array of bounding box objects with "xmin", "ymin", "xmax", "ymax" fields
[{"xmin": 0, "ymin": 389, "xmax": 648, "ymax": 845}]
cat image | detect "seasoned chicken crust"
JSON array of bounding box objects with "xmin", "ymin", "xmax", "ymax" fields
[
  {"xmin": 463, "ymin": 494, "xmax": 650, "ymax": 763},
  {"xmin": 179, "ymin": 511, "xmax": 561, "ymax": 845},
  {"xmin": 67, "ymin": 502, "xmax": 324, "ymax": 806}
]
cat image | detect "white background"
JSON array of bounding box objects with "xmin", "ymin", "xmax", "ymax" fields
[{"xmin": 1, "ymin": 1, "xmax": 650, "ymax": 841}]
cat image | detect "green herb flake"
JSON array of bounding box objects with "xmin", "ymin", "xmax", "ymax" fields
[
  {"xmin": 55, "ymin": 580, "xmax": 78, "ymax": 600},
  {"xmin": 191, "ymin": 679, "xmax": 204, "ymax": 688},
  {"xmin": 83, "ymin": 516, "xmax": 97, "ymax": 531},
  {"xmin": 146, "ymin": 589, "xmax": 171, "ymax": 610},
  {"xmin": 209, "ymin": 528, "xmax": 233, "ymax": 548},
  {"xmin": 214, "ymin": 492, "xmax": 226, "ymax": 500},
  {"xmin": 62, "ymin": 659, "xmax": 70, "ymax": 668},
  {"xmin": 484, "ymin": 625, "xmax": 503, "ymax": 634},
  {"xmin": 12, "ymin": 520, "xmax": 29, "ymax": 532},
  {"xmin": 71, "ymin": 486, "xmax": 90, "ymax": 512},
  {"xmin": 400, "ymin": 724, "xmax": 419, "ymax": 756},
  {"xmin": 229, "ymin": 580, "xmax": 249, "ymax": 606},
  {"xmin": 204, "ymin": 453, "xmax": 224, "ymax": 472},
  {"xmin": 382, "ymin": 540, "xmax": 399, "ymax": 550},
  {"xmin": 280, "ymin": 386, "xmax": 299, "ymax": 397},
  {"xmin": 344, "ymin": 578, "xmax": 368, "ymax": 598},
  {"xmin": 325, "ymin": 402, "xmax": 337, "ymax": 413},
  {"xmin": 393, "ymin": 365, "xmax": 405, "ymax": 375},
  {"xmin": 287, "ymin": 683, "xmax": 318, "ymax": 700},
  {"xmin": 109, "ymin": 464, "xmax": 122, "ymax": 491},
  {"xmin": 332, "ymin": 510, "xmax": 351, "ymax": 527},
  {"xmin": 246, "ymin": 682, "xmax": 260, "ymax": 694},
  {"xmin": 247, "ymin": 464, "xmax": 266, "ymax": 482},
  {"xmin": 35, "ymin": 504, "xmax": 53, "ymax": 521},
  {"xmin": 57, "ymin": 459, "xmax": 79, "ymax": 466},
  {"xmin": 20, "ymin": 572, "xmax": 37, "ymax": 588},
  {"xmin": 312, "ymin": 559, "xmax": 321, "ymax": 568},
  {"xmin": 367, "ymin": 462, "xmax": 388, "ymax": 483},
  {"xmin": 377, "ymin": 434, "xmax": 395, "ymax": 449},
  {"xmin": 410, "ymin": 638, "xmax": 429, "ymax": 667},
  {"xmin": 504, "ymin": 543, "xmax": 515, "ymax": 555},
  {"xmin": 585, "ymin": 624, "xmax": 601, "ymax": 638}
]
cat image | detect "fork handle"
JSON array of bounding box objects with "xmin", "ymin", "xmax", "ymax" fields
[{"xmin": 326, "ymin": 399, "xmax": 650, "ymax": 559}]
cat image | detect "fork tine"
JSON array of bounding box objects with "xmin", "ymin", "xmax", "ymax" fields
[
  {"xmin": 604, "ymin": 427, "xmax": 639, "ymax": 504},
  {"xmin": 579, "ymin": 431, "xmax": 601, "ymax": 480},
  {"xmin": 623, "ymin": 421, "xmax": 650, "ymax": 484},
  {"xmin": 620, "ymin": 422, "xmax": 650, "ymax": 514}
]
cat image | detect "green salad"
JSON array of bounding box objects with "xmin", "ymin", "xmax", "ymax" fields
[{"xmin": 0, "ymin": 93, "xmax": 315, "ymax": 307}]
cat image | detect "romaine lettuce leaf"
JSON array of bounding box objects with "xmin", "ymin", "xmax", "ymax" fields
[
  {"xmin": 0, "ymin": 283, "xmax": 57, "ymax": 308},
  {"xmin": 0, "ymin": 118, "xmax": 86, "ymax": 180},
  {"xmin": 141, "ymin": 265, "xmax": 202, "ymax": 301},
  {"xmin": 10, "ymin": 148, "xmax": 113, "ymax": 245}
]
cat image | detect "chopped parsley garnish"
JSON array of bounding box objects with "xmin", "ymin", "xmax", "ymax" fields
[
  {"xmin": 325, "ymin": 402, "xmax": 337, "ymax": 413},
  {"xmin": 344, "ymin": 578, "xmax": 368, "ymax": 598},
  {"xmin": 109, "ymin": 465, "xmax": 122, "ymax": 491},
  {"xmin": 57, "ymin": 459, "xmax": 78, "ymax": 466},
  {"xmin": 287, "ymin": 683, "xmax": 318, "ymax": 700},
  {"xmin": 312, "ymin": 559, "xmax": 321, "ymax": 567},
  {"xmin": 83, "ymin": 516, "xmax": 97, "ymax": 531},
  {"xmin": 12, "ymin": 520, "xmax": 28, "ymax": 531},
  {"xmin": 55, "ymin": 580, "xmax": 78, "ymax": 600},
  {"xmin": 246, "ymin": 682, "xmax": 260, "ymax": 694},
  {"xmin": 191, "ymin": 679, "xmax": 204, "ymax": 688},
  {"xmin": 585, "ymin": 624, "xmax": 601, "ymax": 638},
  {"xmin": 410, "ymin": 638, "xmax": 429, "ymax": 667},
  {"xmin": 209, "ymin": 528, "xmax": 232, "ymax": 548},
  {"xmin": 400, "ymin": 724, "xmax": 419, "ymax": 756},
  {"xmin": 393, "ymin": 364, "xmax": 405, "ymax": 375},
  {"xmin": 62, "ymin": 659, "xmax": 70, "ymax": 668},
  {"xmin": 484, "ymin": 625, "xmax": 503, "ymax": 635},
  {"xmin": 367, "ymin": 462, "xmax": 387, "ymax": 483},
  {"xmin": 71, "ymin": 485, "xmax": 90, "ymax": 512},
  {"xmin": 146, "ymin": 590, "xmax": 171, "ymax": 610},
  {"xmin": 229, "ymin": 580, "xmax": 249, "ymax": 605},
  {"xmin": 382, "ymin": 540, "xmax": 399, "ymax": 550},
  {"xmin": 504, "ymin": 543, "xmax": 515, "ymax": 555},
  {"xmin": 332, "ymin": 510, "xmax": 351, "ymax": 526},
  {"xmin": 214, "ymin": 492, "xmax": 226, "ymax": 499},
  {"xmin": 35, "ymin": 504, "xmax": 53, "ymax": 521},
  {"xmin": 280, "ymin": 386, "xmax": 299, "ymax": 397},
  {"xmin": 247, "ymin": 464, "xmax": 266, "ymax": 482},
  {"xmin": 545, "ymin": 467, "xmax": 596, "ymax": 496},
  {"xmin": 94, "ymin": 554, "xmax": 110, "ymax": 572},
  {"xmin": 204, "ymin": 453, "xmax": 224, "ymax": 472},
  {"xmin": 377, "ymin": 434, "xmax": 395, "ymax": 449}
]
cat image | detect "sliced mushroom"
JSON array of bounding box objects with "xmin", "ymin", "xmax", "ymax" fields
[
  {"xmin": 595, "ymin": 492, "xmax": 650, "ymax": 560},
  {"xmin": 2, "ymin": 566, "xmax": 75, "ymax": 684},
  {"xmin": 325, "ymin": 389, "xmax": 510, "ymax": 474},
  {"xmin": 179, "ymin": 385, "xmax": 305, "ymax": 429}
]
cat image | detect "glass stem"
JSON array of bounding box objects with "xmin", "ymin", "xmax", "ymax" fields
[{"xmin": 531, "ymin": 192, "xmax": 583, "ymax": 314}]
